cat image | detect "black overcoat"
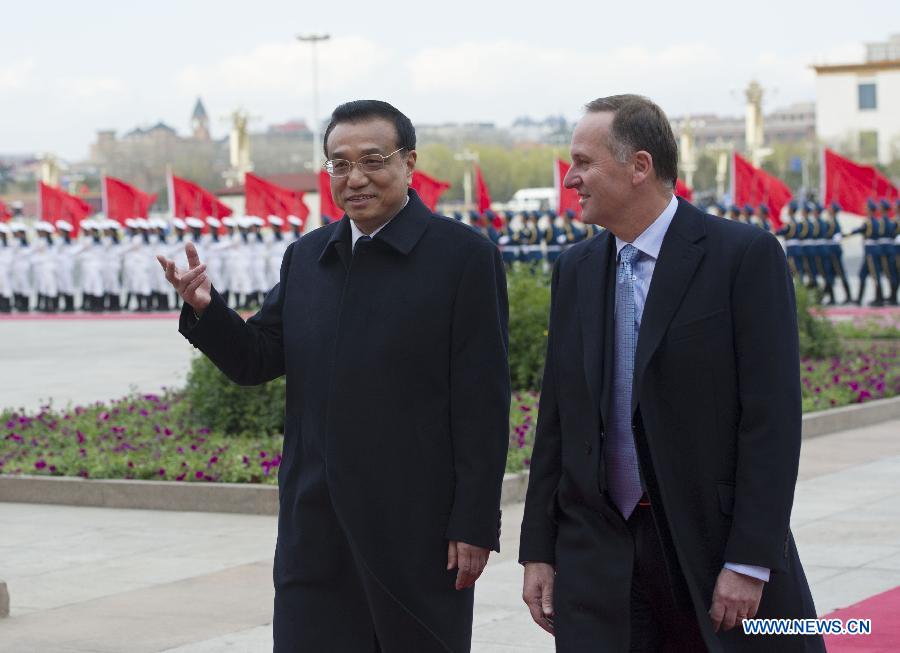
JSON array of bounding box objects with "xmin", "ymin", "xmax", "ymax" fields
[
  {"xmin": 519, "ymin": 199, "xmax": 824, "ymax": 652},
  {"xmin": 180, "ymin": 190, "xmax": 510, "ymax": 652}
]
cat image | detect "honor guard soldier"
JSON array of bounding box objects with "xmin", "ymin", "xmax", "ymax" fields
[
  {"xmin": 852, "ymin": 199, "xmax": 887, "ymax": 306},
  {"xmin": 78, "ymin": 220, "xmax": 106, "ymax": 312},
  {"xmin": 101, "ymin": 220, "xmax": 124, "ymax": 312},
  {"xmin": 754, "ymin": 205, "xmax": 773, "ymax": 232},
  {"xmin": 33, "ymin": 221, "xmax": 60, "ymax": 312},
  {"xmin": 810, "ymin": 203, "xmax": 836, "ymax": 304},
  {"xmin": 287, "ymin": 215, "xmax": 303, "ymax": 241},
  {"xmin": 797, "ymin": 201, "xmax": 820, "ymax": 288},
  {"xmin": 10, "ymin": 222, "xmax": 32, "ymax": 312},
  {"xmin": 55, "ymin": 220, "xmax": 80, "ymax": 312},
  {"xmin": 0, "ymin": 223, "xmax": 12, "ymax": 313},
  {"xmin": 246, "ymin": 216, "xmax": 268, "ymax": 308},
  {"xmin": 519, "ymin": 212, "xmax": 543, "ymax": 264},
  {"xmin": 266, "ymin": 216, "xmax": 288, "ymax": 292},
  {"xmin": 497, "ymin": 211, "xmax": 519, "ymax": 267},
  {"xmin": 822, "ymin": 202, "xmax": 853, "ymax": 304},
  {"xmin": 776, "ymin": 200, "xmax": 802, "ymax": 279},
  {"xmin": 877, "ymin": 199, "xmax": 898, "ymax": 305},
  {"xmin": 204, "ymin": 217, "xmax": 227, "ymax": 292},
  {"xmin": 0, "ymin": 222, "xmax": 12, "ymax": 313}
]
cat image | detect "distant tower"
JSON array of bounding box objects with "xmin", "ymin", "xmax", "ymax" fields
[
  {"xmin": 744, "ymin": 80, "xmax": 765, "ymax": 165},
  {"xmin": 191, "ymin": 98, "xmax": 210, "ymax": 140}
]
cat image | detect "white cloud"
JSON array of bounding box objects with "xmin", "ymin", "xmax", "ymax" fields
[
  {"xmin": 56, "ymin": 75, "xmax": 125, "ymax": 100},
  {"xmin": 175, "ymin": 36, "xmax": 393, "ymax": 100},
  {"xmin": 404, "ymin": 40, "xmax": 822, "ymax": 122},
  {"xmin": 0, "ymin": 59, "xmax": 36, "ymax": 90}
]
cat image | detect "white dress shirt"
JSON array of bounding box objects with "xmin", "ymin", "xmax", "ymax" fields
[{"xmin": 614, "ymin": 194, "xmax": 770, "ymax": 584}]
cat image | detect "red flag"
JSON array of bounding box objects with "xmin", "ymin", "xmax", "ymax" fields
[
  {"xmin": 245, "ymin": 173, "xmax": 309, "ymax": 229},
  {"xmin": 410, "ymin": 171, "xmax": 451, "ymax": 211},
  {"xmin": 823, "ymin": 148, "xmax": 898, "ymax": 215},
  {"xmin": 169, "ymin": 174, "xmax": 232, "ymax": 224},
  {"xmin": 732, "ymin": 153, "xmax": 790, "ymax": 230},
  {"xmin": 103, "ymin": 176, "xmax": 157, "ymax": 223},
  {"xmin": 555, "ymin": 159, "xmax": 582, "ymax": 219},
  {"xmin": 38, "ymin": 182, "xmax": 92, "ymax": 234},
  {"xmin": 0, "ymin": 198, "xmax": 11, "ymax": 222},
  {"xmin": 474, "ymin": 165, "xmax": 492, "ymax": 214},
  {"xmin": 318, "ymin": 170, "xmax": 343, "ymax": 223},
  {"xmin": 674, "ymin": 178, "xmax": 693, "ymax": 202}
]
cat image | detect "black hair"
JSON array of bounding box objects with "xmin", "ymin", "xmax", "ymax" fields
[{"xmin": 323, "ymin": 100, "xmax": 416, "ymax": 157}]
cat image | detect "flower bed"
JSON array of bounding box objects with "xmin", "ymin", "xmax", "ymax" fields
[
  {"xmin": 2, "ymin": 345, "xmax": 896, "ymax": 480},
  {"xmin": 1, "ymin": 393, "xmax": 283, "ymax": 484}
]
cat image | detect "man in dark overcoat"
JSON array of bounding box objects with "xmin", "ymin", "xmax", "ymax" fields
[
  {"xmin": 159, "ymin": 100, "xmax": 510, "ymax": 652},
  {"xmin": 519, "ymin": 95, "xmax": 824, "ymax": 652}
]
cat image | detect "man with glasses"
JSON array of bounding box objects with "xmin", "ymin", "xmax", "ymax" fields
[{"xmin": 158, "ymin": 100, "xmax": 510, "ymax": 653}]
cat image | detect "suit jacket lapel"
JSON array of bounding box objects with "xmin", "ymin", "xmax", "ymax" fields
[
  {"xmin": 632, "ymin": 202, "xmax": 706, "ymax": 414},
  {"xmin": 576, "ymin": 231, "xmax": 616, "ymax": 428}
]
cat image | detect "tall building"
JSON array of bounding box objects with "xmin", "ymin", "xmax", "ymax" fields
[{"xmin": 814, "ymin": 34, "xmax": 900, "ymax": 164}]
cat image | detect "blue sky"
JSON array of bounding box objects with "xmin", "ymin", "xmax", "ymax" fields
[{"xmin": 1, "ymin": 0, "xmax": 895, "ymax": 159}]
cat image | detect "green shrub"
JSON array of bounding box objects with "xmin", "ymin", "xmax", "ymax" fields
[
  {"xmin": 183, "ymin": 355, "xmax": 286, "ymax": 436},
  {"xmin": 794, "ymin": 281, "xmax": 843, "ymax": 359},
  {"xmin": 507, "ymin": 264, "xmax": 551, "ymax": 390}
]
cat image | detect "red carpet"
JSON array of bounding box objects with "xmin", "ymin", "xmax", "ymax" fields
[{"xmin": 823, "ymin": 585, "xmax": 900, "ymax": 652}]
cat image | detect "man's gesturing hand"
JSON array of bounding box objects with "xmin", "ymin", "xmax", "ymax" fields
[
  {"xmin": 156, "ymin": 242, "xmax": 211, "ymax": 314},
  {"xmin": 523, "ymin": 562, "xmax": 555, "ymax": 635},
  {"xmin": 709, "ymin": 567, "xmax": 764, "ymax": 632},
  {"xmin": 447, "ymin": 541, "xmax": 489, "ymax": 591}
]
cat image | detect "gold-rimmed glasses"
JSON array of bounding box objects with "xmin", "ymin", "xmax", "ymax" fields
[{"xmin": 323, "ymin": 147, "xmax": 405, "ymax": 178}]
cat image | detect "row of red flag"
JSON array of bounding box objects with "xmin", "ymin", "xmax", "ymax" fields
[{"xmin": 6, "ymin": 151, "xmax": 896, "ymax": 236}]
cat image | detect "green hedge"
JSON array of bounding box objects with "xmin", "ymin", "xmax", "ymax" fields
[
  {"xmin": 507, "ymin": 264, "xmax": 551, "ymax": 390},
  {"xmin": 184, "ymin": 356, "xmax": 285, "ymax": 436}
]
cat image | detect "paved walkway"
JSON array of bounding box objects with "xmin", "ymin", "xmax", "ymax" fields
[{"xmin": 1, "ymin": 418, "xmax": 898, "ymax": 652}]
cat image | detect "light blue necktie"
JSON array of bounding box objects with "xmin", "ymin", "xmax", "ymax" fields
[{"xmin": 608, "ymin": 244, "xmax": 643, "ymax": 519}]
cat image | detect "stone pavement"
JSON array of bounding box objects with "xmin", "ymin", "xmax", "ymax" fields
[
  {"xmin": 0, "ymin": 317, "xmax": 194, "ymax": 412},
  {"xmin": 1, "ymin": 418, "xmax": 899, "ymax": 652}
]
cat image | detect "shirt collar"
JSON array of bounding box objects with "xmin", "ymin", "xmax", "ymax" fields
[
  {"xmin": 615, "ymin": 194, "xmax": 678, "ymax": 261},
  {"xmin": 350, "ymin": 195, "xmax": 409, "ymax": 248}
]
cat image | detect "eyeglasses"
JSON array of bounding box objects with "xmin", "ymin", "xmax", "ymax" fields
[{"xmin": 323, "ymin": 147, "xmax": 405, "ymax": 177}]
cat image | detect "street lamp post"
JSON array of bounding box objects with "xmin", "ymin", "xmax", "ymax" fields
[
  {"xmin": 297, "ymin": 34, "xmax": 331, "ymax": 172},
  {"xmin": 454, "ymin": 149, "xmax": 479, "ymax": 211}
]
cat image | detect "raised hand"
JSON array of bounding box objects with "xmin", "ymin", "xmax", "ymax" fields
[{"xmin": 157, "ymin": 241, "xmax": 211, "ymax": 314}]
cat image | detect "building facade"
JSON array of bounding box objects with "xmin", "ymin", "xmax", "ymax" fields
[{"xmin": 814, "ymin": 34, "xmax": 900, "ymax": 165}]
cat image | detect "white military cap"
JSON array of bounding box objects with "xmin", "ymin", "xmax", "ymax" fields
[
  {"xmin": 267, "ymin": 215, "xmax": 283, "ymax": 227},
  {"xmin": 288, "ymin": 215, "xmax": 303, "ymax": 226},
  {"xmin": 135, "ymin": 218, "xmax": 150, "ymax": 229},
  {"xmin": 105, "ymin": 220, "xmax": 122, "ymax": 230},
  {"xmin": 56, "ymin": 220, "xmax": 74, "ymax": 232},
  {"xmin": 172, "ymin": 218, "xmax": 187, "ymax": 230},
  {"xmin": 124, "ymin": 219, "xmax": 137, "ymax": 228},
  {"xmin": 185, "ymin": 217, "xmax": 205, "ymax": 229},
  {"xmin": 222, "ymin": 217, "xmax": 236, "ymax": 227},
  {"xmin": 206, "ymin": 216, "xmax": 221, "ymax": 228},
  {"xmin": 0, "ymin": 223, "xmax": 11, "ymax": 234},
  {"xmin": 151, "ymin": 218, "xmax": 168, "ymax": 229},
  {"xmin": 9, "ymin": 222, "xmax": 27, "ymax": 231},
  {"xmin": 35, "ymin": 221, "xmax": 55, "ymax": 232},
  {"xmin": 251, "ymin": 216, "xmax": 264, "ymax": 227},
  {"xmin": 81, "ymin": 219, "xmax": 97, "ymax": 230}
]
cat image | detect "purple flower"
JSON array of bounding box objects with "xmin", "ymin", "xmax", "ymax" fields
[
  {"xmin": 194, "ymin": 470, "xmax": 204, "ymax": 480},
  {"xmin": 158, "ymin": 468, "xmax": 166, "ymax": 476},
  {"xmin": 76, "ymin": 431, "xmax": 85, "ymax": 444},
  {"xmin": 34, "ymin": 460, "xmax": 47, "ymax": 470},
  {"xmin": 208, "ymin": 456, "xmax": 218, "ymax": 465}
]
